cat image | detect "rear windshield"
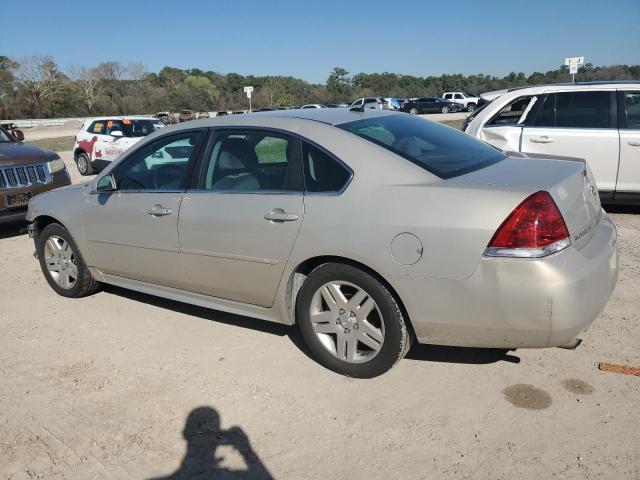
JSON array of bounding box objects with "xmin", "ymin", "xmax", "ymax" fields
[{"xmin": 337, "ymin": 114, "xmax": 505, "ymax": 179}]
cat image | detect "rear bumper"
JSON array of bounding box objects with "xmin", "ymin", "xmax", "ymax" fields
[{"xmin": 391, "ymin": 212, "xmax": 618, "ymax": 348}]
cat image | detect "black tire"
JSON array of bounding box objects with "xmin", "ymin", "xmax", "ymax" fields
[
  {"xmin": 409, "ymin": 107, "xmax": 418, "ymax": 115},
  {"xmin": 296, "ymin": 263, "xmax": 412, "ymax": 378},
  {"xmin": 36, "ymin": 223, "xmax": 101, "ymax": 298},
  {"xmin": 467, "ymin": 103, "xmax": 476, "ymax": 112},
  {"xmin": 441, "ymin": 106, "xmax": 450, "ymax": 114},
  {"xmin": 75, "ymin": 151, "xmax": 94, "ymax": 176}
]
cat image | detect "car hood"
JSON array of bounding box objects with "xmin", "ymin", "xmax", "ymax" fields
[{"xmin": 0, "ymin": 142, "xmax": 59, "ymax": 166}]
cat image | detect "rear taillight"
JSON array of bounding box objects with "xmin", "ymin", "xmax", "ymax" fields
[{"xmin": 485, "ymin": 191, "xmax": 570, "ymax": 258}]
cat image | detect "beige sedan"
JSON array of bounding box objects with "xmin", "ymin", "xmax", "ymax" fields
[{"xmin": 27, "ymin": 108, "xmax": 618, "ymax": 377}]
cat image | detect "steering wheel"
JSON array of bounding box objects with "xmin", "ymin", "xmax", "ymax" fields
[{"xmin": 154, "ymin": 164, "xmax": 184, "ymax": 190}]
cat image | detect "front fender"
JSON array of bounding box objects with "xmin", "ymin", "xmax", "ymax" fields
[{"xmin": 27, "ymin": 184, "xmax": 90, "ymax": 263}]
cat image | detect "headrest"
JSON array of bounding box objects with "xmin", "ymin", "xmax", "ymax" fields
[{"xmin": 218, "ymin": 138, "xmax": 258, "ymax": 170}]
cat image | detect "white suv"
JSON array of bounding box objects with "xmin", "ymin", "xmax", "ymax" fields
[
  {"xmin": 442, "ymin": 92, "xmax": 481, "ymax": 112},
  {"xmin": 464, "ymin": 82, "xmax": 640, "ymax": 202},
  {"xmin": 73, "ymin": 116, "xmax": 164, "ymax": 175}
]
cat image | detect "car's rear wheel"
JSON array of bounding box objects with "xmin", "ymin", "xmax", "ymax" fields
[
  {"xmin": 467, "ymin": 103, "xmax": 476, "ymax": 112},
  {"xmin": 441, "ymin": 106, "xmax": 450, "ymax": 114},
  {"xmin": 75, "ymin": 152, "xmax": 94, "ymax": 176},
  {"xmin": 296, "ymin": 263, "xmax": 412, "ymax": 378},
  {"xmin": 409, "ymin": 107, "xmax": 418, "ymax": 115},
  {"xmin": 36, "ymin": 223, "xmax": 101, "ymax": 298}
]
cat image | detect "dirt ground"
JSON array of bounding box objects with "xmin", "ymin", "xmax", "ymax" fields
[{"xmin": 0, "ymin": 153, "xmax": 638, "ymax": 479}]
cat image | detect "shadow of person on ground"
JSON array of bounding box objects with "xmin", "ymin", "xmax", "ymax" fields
[{"xmin": 150, "ymin": 406, "xmax": 273, "ymax": 480}]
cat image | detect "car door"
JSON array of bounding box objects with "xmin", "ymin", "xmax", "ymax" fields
[
  {"xmin": 616, "ymin": 90, "xmax": 640, "ymax": 194},
  {"xmin": 84, "ymin": 129, "xmax": 206, "ymax": 286},
  {"xmin": 477, "ymin": 95, "xmax": 536, "ymax": 152},
  {"xmin": 521, "ymin": 91, "xmax": 619, "ymax": 192},
  {"xmin": 178, "ymin": 129, "xmax": 305, "ymax": 307}
]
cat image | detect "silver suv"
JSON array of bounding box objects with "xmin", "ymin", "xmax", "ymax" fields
[{"xmin": 464, "ymin": 82, "xmax": 640, "ymax": 203}]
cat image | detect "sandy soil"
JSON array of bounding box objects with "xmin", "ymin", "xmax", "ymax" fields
[{"xmin": 0, "ymin": 153, "xmax": 638, "ymax": 479}]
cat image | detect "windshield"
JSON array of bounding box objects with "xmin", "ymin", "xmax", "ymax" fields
[
  {"xmin": 0, "ymin": 127, "xmax": 14, "ymax": 143},
  {"xmin": 338, "ymin": 114, "xmax": 505, "ymax": 179}
]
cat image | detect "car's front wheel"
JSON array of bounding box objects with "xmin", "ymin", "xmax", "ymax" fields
[
  {"xmin": 296, "ymin": 263, "xmax": 412, "ymax": 378},
  {"xmin": 467, "ymin": 103, "xmax": 476, "ymax": 112},
  {"xmin": 75, "ymin": 152, "xmax": 94, "ymax": 176},
  {"xmin": 441, "ymin": 106, "xmax": 450, "ymax": 114},
  {"xmin": 409, "ymin": 107, "xmax": 418, "ymax": 115},
  {"xmin": 36, "ymin": 223, "xmax": 101, "ymax": 298}
]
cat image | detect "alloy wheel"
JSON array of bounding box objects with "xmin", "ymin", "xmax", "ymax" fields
[
  {"xmin": 309, "ymin": 281, "xmax": 385, "ymax": 363},
  {"xmin": 44, "ymin": 235, "xmax": 78, "ymax": 289}
]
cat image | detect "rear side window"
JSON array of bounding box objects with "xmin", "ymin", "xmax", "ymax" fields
[
  {"xmin": 338, "ymin": 114, "xmax": 505, "ymax": 179},
  {"xmin": 533, "ymin": 92, "xmax": 612, "ymax": 128},
  {"xmin": 88, "ymin": 121, "xmax": 105, "ymax": 134},
  {"xmin": 302, "ymin": 142, "xmax": 351, "ymax": 193}
]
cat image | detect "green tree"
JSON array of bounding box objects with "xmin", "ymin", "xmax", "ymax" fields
[{"xmin": 326, "ymin": 67, "xmax": 352, "ymax": 101}]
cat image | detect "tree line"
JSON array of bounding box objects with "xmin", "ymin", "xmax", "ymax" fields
[{"xmin": 1, "ymin": 54, "xmax": 639, "ymax": 119}]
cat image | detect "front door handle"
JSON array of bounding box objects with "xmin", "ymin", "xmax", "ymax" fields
[
  {"xmin": 628, "ymin": 140, "xmax": 640, "ymax": 147},
  {"xmin": 264, "ymin": 208, "xmax": 298, "ymax": 222},
  {"xmin": 530, "ymin": 136, "xmax": 555, "ymax": 144},
  {"xmin": 147, "ymin": 204, "xmax": 172, "ymax": 216}
]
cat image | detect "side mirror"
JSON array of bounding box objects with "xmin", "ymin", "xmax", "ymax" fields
[
  {"xmin": 14, "ymin": 129, "xmax": 25, "ymax": 142},
  {"xmin": 96, "ymin": 173, "xmax": 117, "ymax": 192},
  {"xmin": 111, "ymin": 130, "xmax": 123, "ymax": 138}
]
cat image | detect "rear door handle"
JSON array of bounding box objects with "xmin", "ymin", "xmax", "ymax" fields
[
  {"xmin": 628, "ymin": 140, "xmax": 640, "ymax": 147},
  {"xmin": 147, "ymin": 204, "xmax": 172, "ymax": 216},
  {"xmin": 264, "ymin": 209, "xmax": 298, "ymax": 222},
  {"xmin": 530, "ymin": 136, "xmax": 555, "ymax": 144}
]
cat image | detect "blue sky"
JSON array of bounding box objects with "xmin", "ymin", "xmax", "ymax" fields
[{"xmin": 2, "ymin": 0, "xmax": 638, "ymax": 83}]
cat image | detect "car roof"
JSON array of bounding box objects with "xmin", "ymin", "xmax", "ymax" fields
[
  {"xmin": 162, "ymin": 107, "xmax": 399, "ymax": 130},
  {"xmin": 481, "ymin": 81, "xmax": 640, "ymax": 100},
  {"xmin": 87, "ymin": 116, "xmax": 156, "ymax": 122}
]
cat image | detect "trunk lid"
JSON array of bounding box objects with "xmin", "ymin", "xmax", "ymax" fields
[{"xmin": 450, "ymin": 154, "xmax": 602, "ymax": 251}]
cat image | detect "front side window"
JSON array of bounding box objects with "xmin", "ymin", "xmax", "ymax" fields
[
  {"xmin": 200, "ymin": 131, "xmax": 301, "ymax": 192},
  {"xmin": 623, "ymin": 92, "xmax": 640, "ymax": 129},
  {"xmin": 487, "ymin": 96, "xmax": 535, "ymax": 126},
  {"xmin": 302, "ymin": 142, "xmax": 351, "ymax": 193},
  {"xmin": 339, "ymin": 114, "xmax": 505, "ymax": 179},
  {"xmin": 114, "ymin": 130, "xmax": 204, "ymax": 191},
  {"xmin": 454, "ymin": 94, "xmax": 464, "ymax": 99}
]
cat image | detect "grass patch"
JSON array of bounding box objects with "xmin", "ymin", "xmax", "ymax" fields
[{"xmin": 27, "ymin": 136, "xmax": 75, "ymax": 152}]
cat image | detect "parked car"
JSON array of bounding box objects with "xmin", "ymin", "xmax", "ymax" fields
[
  {"xmin": 156, "ymin": 112, "xmax": 177, "ymax": 125},
  {"xmin": 73, "ymin": 116, "xmax": 165, "ymax": 175},
  {"xmin": 0, "ymin": 124, "xmax": 70, "ymax": 223},
  {"xmin": 443, "ymin": 92, "xmax": 481, "ymax": 111},
  {"xmin": 178, "ymin": 109, "xmax": 195, "ymax": 122},
  {"xmin": 197, "ymin": 112, "xmax": 210, "ymax": 119},
  {"xmin": 401, "ymin": 97, "xmax": 463, "ymax": 115},
  {"xmin": 464, "ymin": 82, "xmax": 640, "ymax": 203},
  {"xmin": 350, "ymin": 97, "xmax": 384, "ymax": 110},
  {"xmin": 0, "ymin": 122, "xmax": 26, "ymax": 142},
  {"xmin": 27, "ymin": 109, "xmax": 617, "ymax": 377},
  {"xmin": 383, "ymin": 97, "xmax": 401, "ymax": 110}
]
